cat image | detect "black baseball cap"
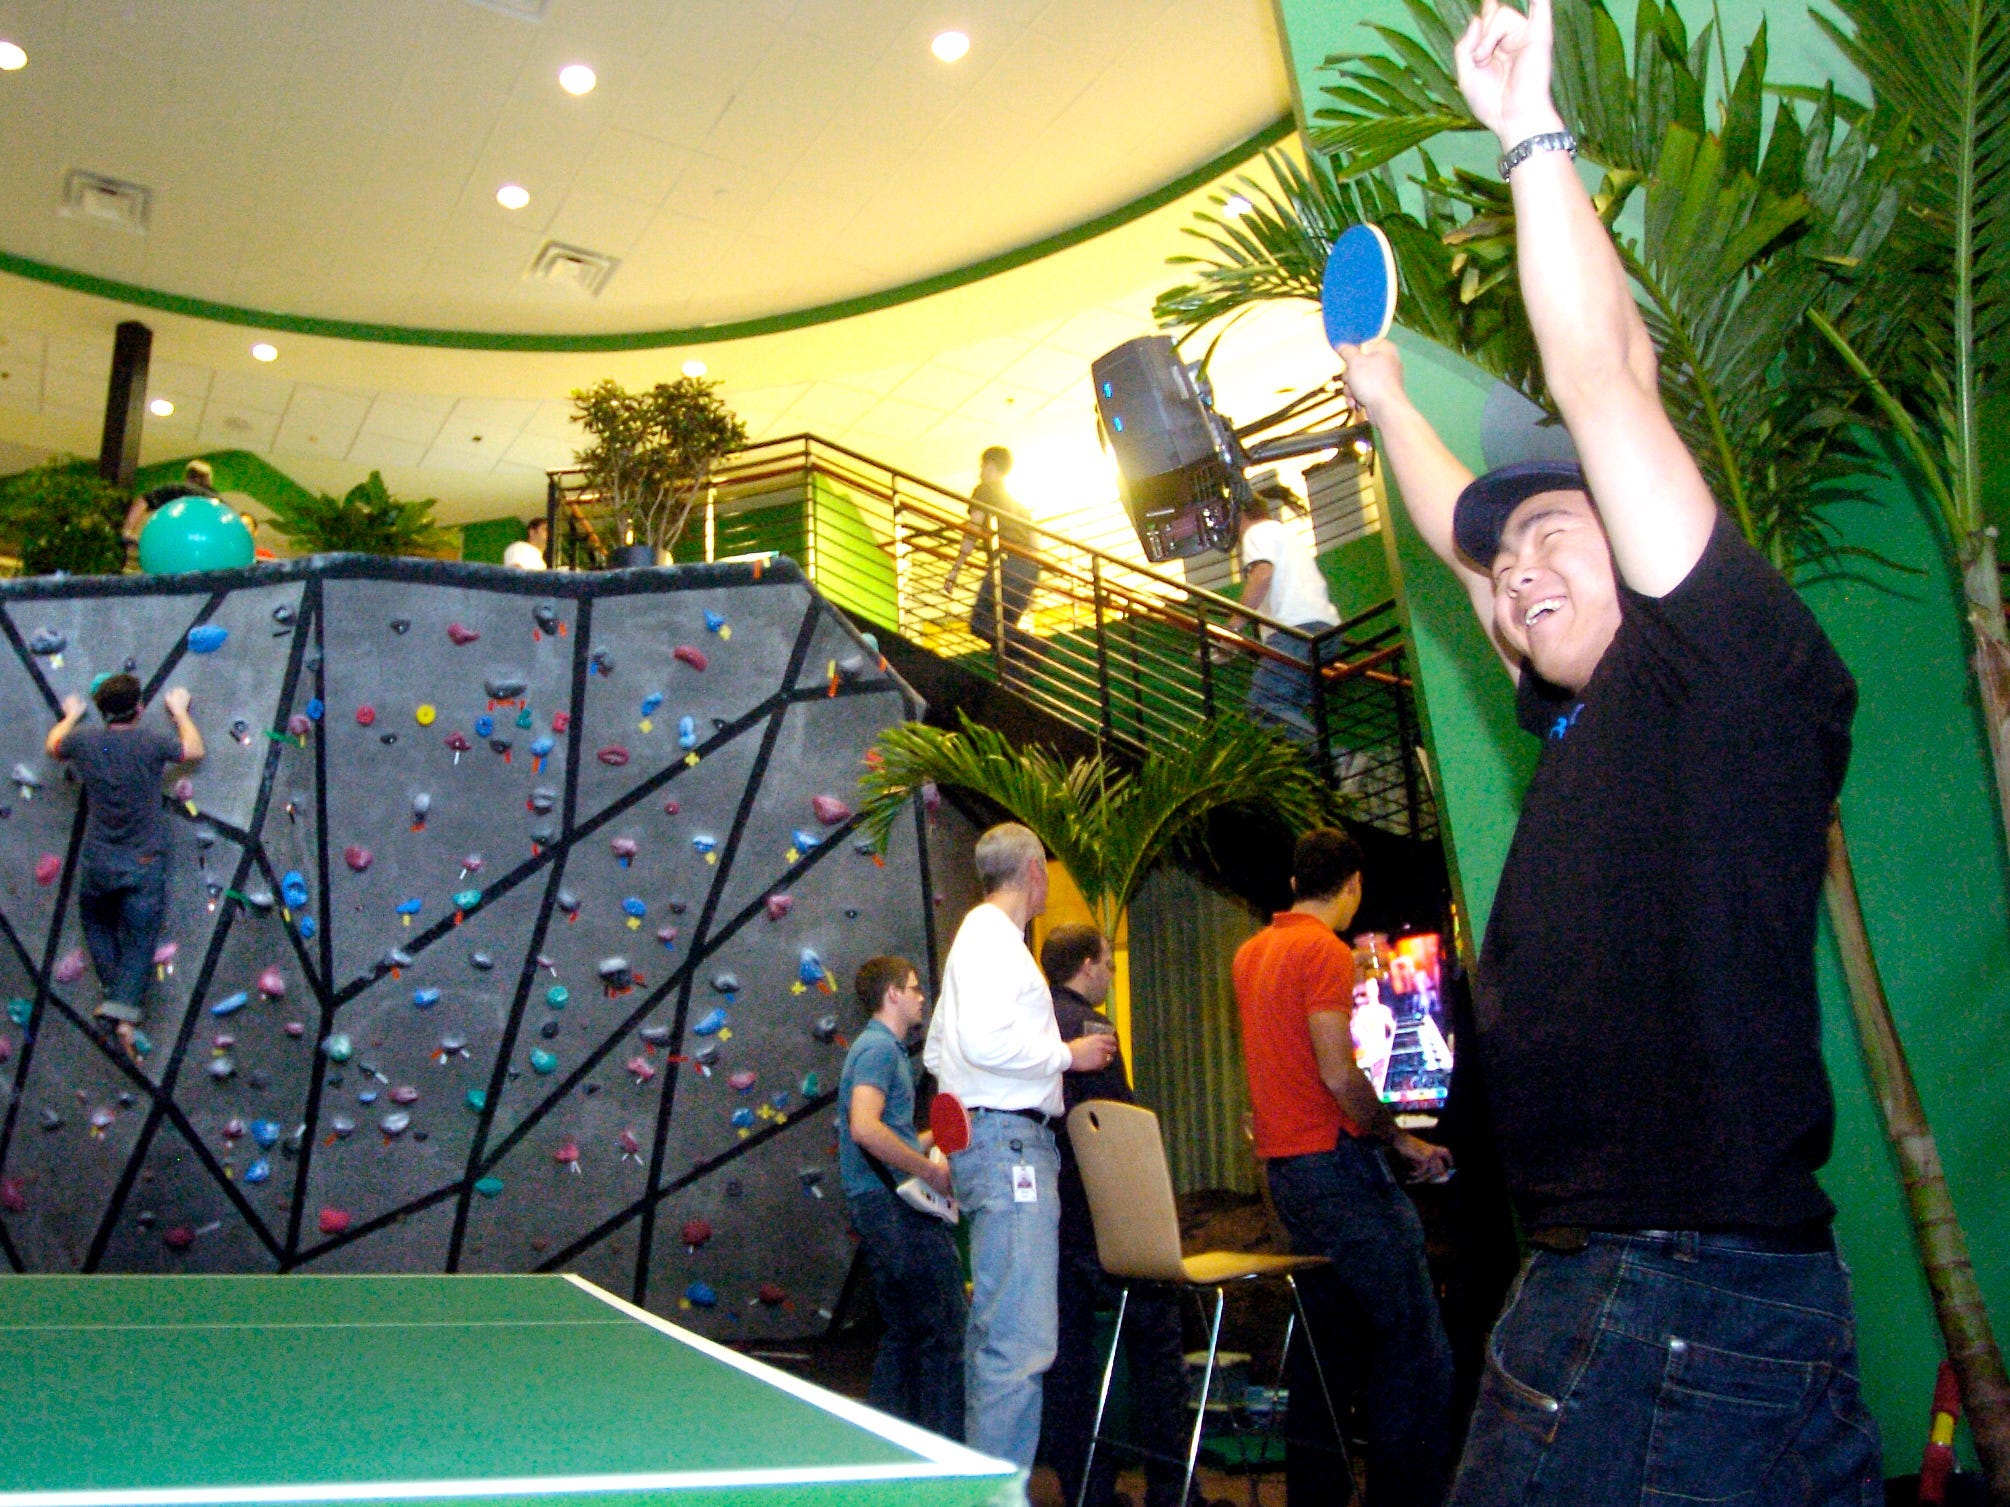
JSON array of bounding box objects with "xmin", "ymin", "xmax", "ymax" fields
[{"xmin": 1452, "ymin": 460, "xmax": 1590, "ymax": 566}]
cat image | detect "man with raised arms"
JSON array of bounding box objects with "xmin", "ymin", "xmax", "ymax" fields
[{"xmin": 1338, "ymin": 1, "xmax": 1879, "ymax": 1500}]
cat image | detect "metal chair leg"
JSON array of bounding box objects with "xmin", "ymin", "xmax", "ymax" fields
[
  {"xmin": 1285, "ymin": 1272, "xmax": 1353, "ymax": 1500},
  {"xmin": 1180, "ymin": 1285, "xmax": 1225, "ymax": 1507},
  {"xmin": 1078, "ymin": 1285, "xmax": 1131, "ymax": 1507}
]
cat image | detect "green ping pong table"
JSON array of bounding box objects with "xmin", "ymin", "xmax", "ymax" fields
[{"xmin": 0, "ymin": 1273, "xmax": 1021, "ymax": 1507}]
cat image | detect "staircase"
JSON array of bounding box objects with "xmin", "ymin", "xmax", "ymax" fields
[{"xmin": 547, "ymin": 435, "xmax": 1436, "ymax": 839}]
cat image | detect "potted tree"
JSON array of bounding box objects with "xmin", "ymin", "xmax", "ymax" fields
[
  {"xmin": 570, "ymin": 377, "xmax": 748, "ymax": 567},
  {"xmin": 261, "ymin": 470, "xmax": 451, "ymax": 556},
  {"xmin": 0, "ymin": 458, "xmax": 128, "ymax": 576}
]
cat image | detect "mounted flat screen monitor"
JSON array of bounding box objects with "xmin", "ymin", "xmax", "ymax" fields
[{"xmin": 1351, "ymin": 932, "xmax": 1453, "ymax": 1115}]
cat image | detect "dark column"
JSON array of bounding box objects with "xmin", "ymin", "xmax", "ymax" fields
[{"xmin": 97, "ymin": 320, "xmax": 152, "ymax": 489}]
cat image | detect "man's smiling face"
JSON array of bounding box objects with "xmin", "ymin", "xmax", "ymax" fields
[{"xmin": 1490, "ymin": 489, "xmax": 1623, "ymax": 692}]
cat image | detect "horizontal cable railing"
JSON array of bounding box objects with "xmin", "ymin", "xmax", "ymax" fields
[{"xmin": 548, "ymin": 436, "xmax": 1434, "ymax": 838}]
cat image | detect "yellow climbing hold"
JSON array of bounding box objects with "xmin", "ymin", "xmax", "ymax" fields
[
  {"xmin": 685, "ymin": 752, "xmax": 701, "ymax": 768},
  {"xmin": 639, "ymin": 718, "xmax": 653, "ymax": 734},
  {"xmin": 415, "ymin": 704, "xmax": 437, "ymax": 726},
  {"xmin": 790, "ymin": 981, "xmax": 807, "ymax": 996}
]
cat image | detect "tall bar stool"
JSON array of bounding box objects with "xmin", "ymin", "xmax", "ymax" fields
[{"xmin": 1065, "ymin": 1099, "xmax": 1348, "ymax": 1507}]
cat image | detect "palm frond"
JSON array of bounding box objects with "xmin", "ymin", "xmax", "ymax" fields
[{"xmin": 856, "ymin": 714, "xmax": 1336, "ymax": 932}]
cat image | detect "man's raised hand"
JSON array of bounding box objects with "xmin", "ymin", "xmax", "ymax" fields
[
  {"xmin": 1338, "ymin": 339, "xmax": 1407, "ymax": 422},
  {"xmin": 162, "ymin": 687, "xmax": 191, "ymax": 717},
  {"xmin": 60, "ymin": 694, "xmax": 86, "ymax": 719},
  {"xmin": 1453, "ymin": 0, "xmax": 1564, "ymax": 147}
]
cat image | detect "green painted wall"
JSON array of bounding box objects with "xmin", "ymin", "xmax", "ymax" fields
[
  {"xmin": 1273, "ymin": 0, "xmax": 2010, "ymax": 1474},
  {"xmin": 459, "ymin": 516, "xmax": 524, "ymax": 565}
]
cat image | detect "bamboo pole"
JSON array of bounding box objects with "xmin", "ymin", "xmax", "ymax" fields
[
  {"xmin": 1824, "ymin": 814, "xmax": 2010, "ymax": 1502},
  {"xmin": 1960, "ymin": 529, "xmax": 2010, "ymax": 857}
]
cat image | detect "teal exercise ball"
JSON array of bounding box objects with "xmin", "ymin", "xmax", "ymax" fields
[{"xmin": 138, "ymin": 495, "xmax": 255, "ymax": 574}]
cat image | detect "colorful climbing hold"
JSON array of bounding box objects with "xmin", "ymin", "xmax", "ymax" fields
[
  {"xmin": 545, "ymin": 985, "xmax": 570, "ymax": 1010},
  {"xmin": 765, "ymin": 894, "xmax": 794, "ymax": 922},
  {"xmin": 790, "ymin": 828, "xmax": 821, "ymax": 853},
  {"xmin": 415, "ymin": 703, "xmax": 436, "ymax": 726},
  {"xmin": 800, "ymin": 1071, "xmax": 820, "ymax": 1096},
  {"xmin": 446, "ymin": 622, "xmax": 481, "ymax": 645},
  {"xmin": 445, "ymin": 731, "xmax": 472, "ymax": 762},
  {"xmin": 344, "ymin": 845, "xmax": 373, "ymax": 873},
  {"xmin": 597, "ymin": 745, "xmax": 630, "ymax": 766},
  {"xmin": 53, "ymin": 949, "xmax": 85, "ymax": 984},
  {"xmin": 321, "ymin": 1033, "xmax": 354, "ymax": 1062},
  {"xmin": 710, "ymin": 972, "xmax": 739, "ymax": 996},
  {"xmin": 704, "ymin": 610, "xmax": 730, "ymax": 639},
  {"xmin": 553, "ymin": 1139, "xmax": 581, "ymax": 1172},
  {"xmin": 281, "ymin": 871, "xmax": 310, "ymax": 909},
  {"xmin": 412, "ymin": 987, "xmax": 441, "ymax": 1009},
  {"xmin": 811, "ymin": 794, "xmax": 852, "ymax": 826},
  {"xmin": 662, "ymin": 797, "xmax": 681, "ymax": 816},
  {"xmin": 611, "ymin": 837, "xmax": 638, "ymax": 867},
  {"xmin": 33, "ymin": 853, "xmax": 59, "ymax": 886},
  {"xmin": 552, "ymin": 711, "xmax": 571, "ymax": 733},
  {"xmin": 655, "ymin": 924, "xmax": 678, "ymax": 949},
  {"xmin": 673, "ymin": 645, "xmax": 708, "ymax": 671},
  {"xmin": 692, "ymin": 834, "xmax": 717, "ymax": 859},
  {"xmin": 251, "ymin": 1119, "xmax": 282, "ymax": 1148},
  {"xmin": 694, "ymin": 1006, "xmax": 728, "ymax": 1037},
  {"xmin": 257, "ymin": 966, "xmax": 285, "ymax": 999},
  {"xmin": 474, "ymin": 1176, "xmax": 505, "ymax": 1198},
  {"xmin": 758, "ymin": 1282, "xmax": 788, "ymax": 1307},
  {"xmin": 530, "ymin": 1048, "xmax": 558, "ymax": 1075},
  {"xmin": 297, "ymin": 916, "xmax": 318, "ymax": 940},
  {"xmin": 728, "ymin": 1070, "xmax": 757, "ymax": 1092},
  {"xmin": 380, "ymin": 1111, "xmax": 411, "ymax": 1138},
  {"xmin": 7, "ymin": 998, "xmax": 31, "ymax": 1026},
  {"xmin": 729, "ymin": 1107, "xmax": 755, "ymax": 1129},
  {"xmin": 682, "ymin": 1219, "xmax": 712, "ymax": 1248},
  {"xmin": 625, "ymin": 1054, "xmax": 657, "ymax": 1084},
  {"xmin": 677, "ymin": 716, "xmax": 698, "ymax": 749},
  {"xmin": 685, "ymin": 1281, "xmax": 718, "ymax": 1309},
  {"xmin": 395, "ymin": 898, "xmax": 423, "ymax": 923},
  {"xmin": 640, "ymin": 692, "xmax": 663, "ymax": 718},
  {"xmin": 465, "ymin": 1089, "xmax": 487, "ymax": 1112},
  {"xmin": 356, "ymin": 705, "xmax": 377, "ymax": 726},
  {"xmin": 622, "ymin": 897, "xmax": 647, "ymax": 924},
  {"xmin": 318, "ymin": 1208, "xmax": 351, "ymax": 1235},
  {"xmin": 27, "ymin": 628, "xmax": 65, "ymax": 655},
  {"xmin": 452, "ymin": 889, "xmax": 481, "ymax": 912},
  {"xmin": 187, "ymin": 624, "xmax": 229, "ymax": 654}
]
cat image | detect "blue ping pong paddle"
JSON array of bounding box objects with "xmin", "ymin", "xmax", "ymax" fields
[{"xmin": 1321, "ymin": 222, "xmax": 1398, "ymax": 350}]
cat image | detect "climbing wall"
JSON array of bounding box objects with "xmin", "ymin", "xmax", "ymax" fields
[{"xmin": 0, "ymin": 555, "xmax": 934, "ymax": 1341}]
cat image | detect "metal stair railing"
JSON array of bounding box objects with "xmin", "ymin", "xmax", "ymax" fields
[{"xmin": 547, "ymin": 436, "xmax": 1435, "ymax": 838}]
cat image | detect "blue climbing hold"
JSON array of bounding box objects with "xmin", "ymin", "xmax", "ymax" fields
[
  {"xmin": 358, "ymin": 1089, "xmax": 378, "ymax": 1105},
  {"xmin": 640, "ymin": 692, "xmax": 662, "ymax": 717},
  {"xmin": 790, "ymin": 828, "xmax": 820, "ymax": 852},
  {"xmin": 530, "ymin": 735, "xmax": 555, "ymax": 758},
  {"xmin": 622, "ymin": 897, "xmax": 647, "ymax": 919},
  {"xmin": 413, "ymin": 987, "xmax": 441, "ymax": 1009},
  {"xmin": 306, "ymin": 698, "xmax": 324, "ymax": 721},
  {"xmin": 530, "ymin": 1048, "xmax": 558, "ymax": 1075},
  {"xmin": 475, "ymin": 715, "xmax": 494, "ymax": 738},
  {"xmin": 281, "ymin": 871, "xmax": 310, "ymax": 908},
  {"xmin": 710, "ymin": 972, "xmax": 739, "ymax": 995},
  {"xmin": 251, "ymin": 1119, "xmax": 281, "ymax": 1148},
  {"xmin": 465, "ymin": 1089, "xmax": 487, "ymax": 1111},
  {"xmin": 297, "ymin": 916, "xmax": 317, "ymax": 940},
  {"xmin": 692, "ymin": 834, "xmax": 717, "ymax": 856},
  {"xmin": 244, "ymin": 1159, "xmax": 271, "ymax": 1185},
  {"xmin": 704, "ymin": 611, "xmax": 726, "ymax": 634},
  {"xmin": 210, "ymin": 991, "xmax": 249, "ymax": 1017},
  {"xmin": 474, "ymin": 1176, "xmax": 504, "ymax": 1197},
  {"xmin": 131, "ymin": 1030, "xmax": 153, "ymax": 1057},
  {"xmin": 694, "ymin": 1006, "xmax": 728, "ymax": 1036},
  {"xmin": 770, "ymin": 1091, "xmax": 791, "ymax": 1112},
  {"xmin": 396, "ymin": 897, "xmax": 423, "ymax": 917},
  {"xmin": 5, "ymin": 998, "xmax": 29, "ymax": 1026},
  {"xmin": 686, "ymin": 1281, "xmax": 718, "ymax": 1308},
  {"xmin": 187, "ymin": 624, "xmax": 229, "ymax": 654},
  {"xmin": 729, "ymin": 1108, "xmax": 755, "ymax": 1129},
  {"xmin": 678, "ymin": 716, "xmax": 697, "ymax": 749},
  {"xmin": 546, "ymin": 985, "xmax": 569, "ymax": 1009},
  {"xmin": 799, "ymin": 949, "xmax": 828, "ymax": 988},
  {"xmin": 453, "ymin": 889, "xmax": 481, "ymax": 911}
]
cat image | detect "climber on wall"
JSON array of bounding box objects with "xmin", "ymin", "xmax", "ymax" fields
[{"xmin": 46, "ymin": 674, "xmax": 204, "ymax": 1058}]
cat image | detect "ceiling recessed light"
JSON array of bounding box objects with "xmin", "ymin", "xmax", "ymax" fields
[
  {"xmin": 1222, "ymin": 193, "xmax": 1252, "ymax": 218},
  {"xmin": 251, "ymin": 342, "xmax": 278, "ymax": 362},
  {"xmin": 496, "ymin": 183, "xmax": 531, "ymax": 210},
  {"xmin": 558, "ymin": 63, "xmax": 596, "ymax": 95},
  {"xmin": 681, "ymin": 359, "xmax": 707, "ymax": 378},
  {"xmin": 0, "ymin": 42, "xmax": 26, "ymax": 71},
  {"xmin": 931, "ymin": 31, "xmax": 969, "ymax": 62},
  {"xmin": 148, "ymin": 397, "xmax": 174, "ymax": 417}
]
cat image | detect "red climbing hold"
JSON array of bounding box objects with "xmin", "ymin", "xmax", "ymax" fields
[
  {"xmin": 344, "ymin": 845, "xmax": 373, "ymax": 873},
  {"xmin": 663, "ymin": 797, "xmax": 681, "ymax": 816},
  {"xmin": 728, "ymin": 1070, "xmax": 757, "ymax": 1092},
  {"xmin": 682, "ymin": 1218, "xmax": 713, "ymax": 1248},
  {"xmin": 757, "ymin": 1282, "xmax": 787, "ymax": 1306},
  {"xmin": 356, "ymin": 706, "xmax": 376, "ymax": 727},
  {"xmin": 625, "ymin": 1054, "xmax": 657, "ymax": 1083},
  {"xmin": 318, "ymin": 1208, "xmax": 351, "ymax": 1235},
  {"xmin": 257, "ymin": 966, "xmax": 285, "ymax": 999},
  {"xmin": 764, "ymin": 894, "xmax": 794, "ymax": 922},
  {"xmin": 811, "ymin": 795, "xmax": 852, "ymax": 826},
  {"xmin": 33, "ymin": 853, "xmax": 59, "ymax": 886},
  {"xmin": 447, "ymin": 623, "xmax": 481, "ymax": 646},
  {"xmin": 673, "ymin": 645, "xmax": 708, "ymax": 671},
  {"xmin": 0, "ymin": 1176, "xmax": 24, "ymax": 1213},
  {"xmin": 552, "ymin": 712, "xmax": 571, "ymax": 734},
  {"xmin": 53, "ymin": 949, "xmax": 85, "ymax": 984},
  {"xmin": 597, "ymin": 746, "xmax": 630, "ymax": 767},
  {"xmin": 162, "ymin": 1226, "xmax": 197, "ymax": 1251},
  {"xmin": 554, "ymin": 1139, "xmax": 581, "ymax": 1171}
]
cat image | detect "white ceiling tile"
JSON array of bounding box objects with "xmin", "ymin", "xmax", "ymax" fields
[
  {"xmin": 888, "ymin": 365, "xmax": 991, "ymax": 411},
  {"xmin": 438, "ymin": 397, "xmax": 540, "ymax": 450},
  {"xmin": 778, "ymin": 384, "xmax": 880, "ymax": 434},
  {"xmin": 932, "ymin": 334, "xmax": 1039, "ymax": 381},
  {"xmin": 346, "ymin": 432, "xmax": 430, "ymax": 472},
  {"xmin": 575, "ymin": 130, "xmax": 691, "ymax": 205},
  {"xmin": 274, "ymin": 386, "xmax": 372, "ymax": 457},
  {"xmin": 998, "ymin": 342, "xmax": 1099, "ymax": 397},
  {"xmin": 209, "ymin": 369, "xmax": 297, "ymax": 417},
  {"xmin": 361, "ymin": 396, "xmax": 453, "ymax": 447},
  {"xmin": 420, "ymin": 442, "xmax": 502, "ymax": 474},
  {"xmin": 850, "ymin": 395, "xmax": 945, "ymax": 445},
  {"xmin": 544, "ymin": 188, "xmax": 660, "ymax": 261},
  {"xmin": 955, "ymin": 378, "xmax": 1058, "ymax": 429},
  {"xmin": 1042, "ymin": 305, "xmax": 1156, "ymax": 360},
  {"xmin": 199, "ymin": 406, "xmax": 281, "ymax": 451},
  {"xmin": 522, "ymin": 399, "xmax": 588, "ymax": 442},
  {"xmin": 43, "ymin": 337, "xmax": 112, "ymax": 380},
  {"xmin": 501, "ymin": 432, "xmax": 578, "ymax": 471},
  {"xmin": 40, "ymin": 365, "xmax": 107, "ymax": 412}
]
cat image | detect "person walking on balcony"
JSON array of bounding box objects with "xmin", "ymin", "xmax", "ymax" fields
[
  {"xmin": 1224, "ymin": 474, "xmax": 1342, "ymax": 745},
  {"xmin": 945, "ymin": 446, "xmax": 1043, "ymax": 690}
]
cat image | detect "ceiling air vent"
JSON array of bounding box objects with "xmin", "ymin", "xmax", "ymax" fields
[
  {"xmin": 464, "ymin": 0, "xmax": 549, "ymax": 17},
  {"xmin": 528, "ymin": 242, "xmax": 619, "ymax": 297},
  {"xmin": 61, "ymin": 170, "xmax": 151, "ymax": 233}
]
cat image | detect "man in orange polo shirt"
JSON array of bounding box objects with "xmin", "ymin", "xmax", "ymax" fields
[{"xmin": 1234, "ymin": 828, "xmax": 1454, "ymax": 1507}]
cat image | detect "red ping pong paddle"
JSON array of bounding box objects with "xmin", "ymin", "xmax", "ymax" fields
[{"xmin": 929, "ymin": 1092, "xmax": 971, "ymax": 1155}]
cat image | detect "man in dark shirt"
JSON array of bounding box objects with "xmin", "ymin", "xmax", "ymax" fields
[
  {"xmin": 1335, "ymin": 1, "xmax": 1878, "ymax": 1502},
  {"xmin": 122, "ymin": 459, "xmax": 218, "ymax": 548},
  {"xmin": 1040, "ymin": 923, "xmax": 1194, "ymax": 1507},
  {"xmin": 47, "ymin": 674, "xmax": 203, "ymax": 1056},
  {"xmin": 944, "ymin": 446, "xmax": 1043, "ymax": 688}
]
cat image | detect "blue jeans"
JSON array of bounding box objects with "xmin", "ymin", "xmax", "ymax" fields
[
  {"xmin": 78, "ymin": 851, "xmax": 170, "ymax": 1021},
  {"xmin": 1246, "ymin": 622, "xmax": 1332, "ymax": 745},
  {"xmin": 1449, "ymin": 1230, "xmax": 1881, "ymax": 1506},
  {"xmin": 1268, "ymin": 1135, "xmax": 1455, "ymax": 1507},
  {"xmin": 847, "ymin": 1187, "xmax": 968, "ymax": 1441},
  {"xmin": 953, "ymin": 1110, "xmax": 1061, "ymax": 1467}
]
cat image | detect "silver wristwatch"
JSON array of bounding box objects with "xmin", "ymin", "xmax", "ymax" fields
[{"xmin": 1497, "ymin": 129, "xmax": 1578, "ymax": 179}]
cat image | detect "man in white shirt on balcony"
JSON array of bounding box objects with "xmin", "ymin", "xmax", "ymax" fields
[{"xmin": 924, "ymin": 821, "xmax": 1119, "ymax": 1469}]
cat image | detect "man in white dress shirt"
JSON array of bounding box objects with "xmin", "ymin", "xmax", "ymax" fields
[{"xmin": 925, "ymin": 822, "xmax": 1120, "ymax": 1468}]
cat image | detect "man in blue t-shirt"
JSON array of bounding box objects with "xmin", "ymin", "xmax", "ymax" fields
[
  {"xmin": 838, "ymin": 955, "xmax": 966, "ymax": 1440},
  {"xmin": 47, "ymin": 674, "xmax": 203, "ymax": 1058}
]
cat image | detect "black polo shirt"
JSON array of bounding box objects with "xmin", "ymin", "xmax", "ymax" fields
[
  {"xmin": 1054, "ymin": 984, "xmax": 1132, "ymax": 1252},
  {"xmin": 1476, "ymin": 517, "xmax": 1855, "ymax": 1232}
]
